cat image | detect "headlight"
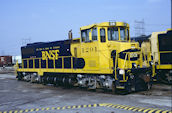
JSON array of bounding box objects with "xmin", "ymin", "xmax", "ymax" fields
[
  {"xmin": 119, "ymin": 69, "xmax": 125, "ymax": 75},
  {"xmin": 77, "ymin": 74, "xmax": 83, "ymax": 78},
  {"xmin": 132, "ymin": 63, "xmax": 137, "ymax": 68},
  {"xmin": 131, "ymin": 44, "xmax": 135, "ymax": 49},
  {"xmin": 109, "ymin": 22, "xmax": 116, "ymax": 26},
  {"xmin": 170, "ymin": 70, "xmax": 172, "ymax": 73},
  {"xmin": 131, "ymin": 46, "xmax": 135, "ymax": 49}
]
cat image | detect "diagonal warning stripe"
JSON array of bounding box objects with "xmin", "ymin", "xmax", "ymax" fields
[
  {"xmin": 0, "ymin": 103, "xmax": 171, "ymax": 113},
  {"xmin": 101, "ymin": 103, "xmax": 172, "ymax": 113}
]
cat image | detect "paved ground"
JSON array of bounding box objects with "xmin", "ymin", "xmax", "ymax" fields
[{"xmin": 0, "ymin": 73, "xmax": 171, "ymax": 113}]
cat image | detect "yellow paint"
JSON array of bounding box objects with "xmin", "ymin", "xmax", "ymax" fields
[
  {"xmin": 0, "ymin": 103, "xmax": 171, "ymax": 113},
  {"xmin": 119, "ymin": 106, "xmax": 126, "ymax": 109},
  {"xmin": 51, "ymin": 107, "xmax": 55, "ymax": 110},
  {"xmin": 72, "ymin": 106, "xmax": 76, "ymax": 109},
  {"xmin": 143, "ymin": 108, "xmax": 153, "ymax": 113},
  {"xmin": 146, "ymin": 29, "xmax": 172, "ymax": 79},
  {"xmin": 19, "ymin": 110, "xmax": 23, "ymax": 113},
  {"xmin": 157, "ymin": 65, "xmax": 172, "ymax": 69},
  {"xmin": 116, "ymin": 105, "xmax": 122, "ymax": 108},
  {"xmin": 35, "ymin": 108, "xmax": 39, "ymax": 111},
  {"xmin": 30, "ymin": 109, "xmax": 34, "ymax": 112},
  {"xmin": 93, "ymin": 104, "xmax": 97, "ymax": 107},
  {"xmin": 138, "ymin": 108, "xmax": 146, "ymax": 112},
  {"xmin": 77, "ymin": 105, "xmax": 81, "ymax": 108},
  {"xmin": 116, "ymin": 86, "xmax": 125, "ymax": 89},
  {"xmin": 16, "ymin": 22, "xmax": 148, "ymax": 88},
  {"xmin": 46, "ymin": 107, "xmax": 50, "ymax": 110},
  {"xmin": 67, "ymin": 106, "xmax": 71, "ymax": 109},
  {"xmin": 57, "ymin": 107, "xmax": 61, "ymax": 110},
  {"xmin": 24, "ymin": 109, "xmax": 29, "ymax": 112},
  {"xmin": 123, "ymin": 106, "xmax": 130, "ymax": 110},
  {"xmin": 127, "ymin": 107, "xmax": 135, "ymax": 110},
  {"xmin": 162, "ymin": 110, "xmax": 171, "ymax": 113},
  {"xmin": 88, "ymin": 104, "xmax": 92, "ymax": 107},
  {"xmin": 148, "ymin": 109, "xmax": 158, "ymax": 113},
  {"xmin": 41, "ymin": 108, "xmax": 45, "ymax": 111},
  {"xmin": 62, "ymin": 107, "xmax": 66, "ymax": 109},
  {"xmin": 111, "ymin": 105, "xmax": 118, "ymax": 108},
  {"xmin": 83, "ymin": 105, "xmax": 87, "ymax": 108},
  {"xmin": 42, "ymin": 50, "xmax": 59, "ymax": 60},
  {"xmin": 132, "ymin": 108, "xmax": 140, "ymax": 111}
]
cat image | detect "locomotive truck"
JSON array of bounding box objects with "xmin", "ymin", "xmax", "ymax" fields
[{"xmin": 16, "ymin": 22, "xmax": 152, "ymax": 93}]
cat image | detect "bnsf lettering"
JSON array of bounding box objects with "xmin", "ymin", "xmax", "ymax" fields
[{"xmin": 42, "ymin": 50, "xmax": 59, "ymax": 60}]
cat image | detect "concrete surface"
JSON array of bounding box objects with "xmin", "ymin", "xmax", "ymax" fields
[{"xmin": 0, "ymin": 73, "xmax": 171, "ymax": 113}]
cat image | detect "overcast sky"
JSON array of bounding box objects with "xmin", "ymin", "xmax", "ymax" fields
[{"xmin": 0, "ymin": 0, "xmax": 171, "ymax": 56}]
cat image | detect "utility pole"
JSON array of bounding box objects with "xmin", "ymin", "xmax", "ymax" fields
[{"xmin": 134, "ymin": 19, "xmax": 145, "ymax": 36}]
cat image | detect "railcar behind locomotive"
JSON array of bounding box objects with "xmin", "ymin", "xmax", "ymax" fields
[
  {"xmin": 132, "ymin": 29, "xmax": 172, "ymax": 84},
  {"xmin": 16, "ymin": 22, "xmax": 152, "ymax": 93}
]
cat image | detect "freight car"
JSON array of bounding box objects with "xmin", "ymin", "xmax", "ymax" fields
[
  {"xmin": 16, "ymin": 22, "xmax": 152, "ymax": 93},
  {"xmin": 132, "ymin": 29, "xmax": 172, "ymax": 84},
  {"xmin": 0, "ymin": 56, "xmax": 12, "ymax": 67}
]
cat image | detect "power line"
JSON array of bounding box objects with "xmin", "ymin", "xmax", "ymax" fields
[{"xmin": 145, "ymin": 24, "xmax": 170, "ymax": 26}]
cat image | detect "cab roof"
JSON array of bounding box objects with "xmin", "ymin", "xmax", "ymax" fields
[{"xmin": 80, "ymin": 22, "xmax": 129, "ymax": 30}]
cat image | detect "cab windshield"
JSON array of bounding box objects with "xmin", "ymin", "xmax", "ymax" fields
[
  {"xmin": 108, "ymin": 27, "xmax": 129, "ymax": 41},
  {"xmin": 120, "ymin": 27, "xmax": 126, "ymax": 41}
]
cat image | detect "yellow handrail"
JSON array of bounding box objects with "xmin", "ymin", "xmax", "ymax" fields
[
  {"xmin": 122, "ymin": 53, "xmax": 129, "ymax": 82},
  {"xmin": 114, "ymin": 52, "xmax": 118, "ymax": 80}
]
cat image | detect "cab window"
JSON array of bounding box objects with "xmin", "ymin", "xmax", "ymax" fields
[
  {"xmin": 120, "ymin": 27, "xmax": 126, "ymax": 41},
  {"xmin": 81, "ymin": 30, "xmax": 86, "ymax": 42},
  {"xmin": 81, "ymin": 29, "xmax": 90, "ymax": 42},
  {"xmin": 92, "ymin": 28, "xmax": 97, "ymax": 41},
  {"xmin": 100, "ymin": 28, "xmax": 106, "ymax": 42},
  {"xmin": 108, "ymin": 27, "xmax": 119, "ymax": 40}
]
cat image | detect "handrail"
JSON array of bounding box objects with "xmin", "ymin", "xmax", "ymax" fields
[
  {"xmin": 123, "ymin": 53, "xmax": 128, "ymax": 70},
  {"xmin": 21, "ymin": 56, "xmax": 72, "ymax": 69},
  {"xmin": 158, "ymin": 51, "xmax": 172, "ymax": 53},
  {"xmin": 114, "ymin": 52, "xmax": 118, "ymax": 80},
  {"xmin": 142, "ymin": 51, "xmax": 152, "ymax": 67},
  {"xmin": 122, "ymin": 52, "xmax": 129, "ymax": 82}
]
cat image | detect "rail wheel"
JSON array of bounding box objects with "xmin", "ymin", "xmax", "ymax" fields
[{"xmin": 159, "ymin": 70, "xmax": 172, "ymax": 85}]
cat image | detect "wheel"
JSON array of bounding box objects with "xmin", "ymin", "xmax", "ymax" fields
[
  {"xmin": 17, "ymin": 73, "xmax": 23, "ymax": 80},
  {"xmin": 158, "ymin": 70, "xmax": 172, "ymax": 85},
  {"xmin": 146, "ymin": 82, "xmax": 152, "ymax": 90},
  {"xmin": 111, "ymin": 82, "xmax": 116, "ymax": 94}
]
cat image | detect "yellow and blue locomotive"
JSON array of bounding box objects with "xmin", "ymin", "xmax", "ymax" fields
[{"xmin": 16, "ymin": 22, "xmax": 152, "ymax": 93}]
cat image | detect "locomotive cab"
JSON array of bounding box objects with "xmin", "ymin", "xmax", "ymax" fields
[{"xmin": 77, "ymin": 22, "xmax": 152, "ymax": 92}]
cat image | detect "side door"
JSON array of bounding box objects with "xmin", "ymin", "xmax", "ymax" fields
[{"xmin": 98, "ymin": 27, "xmax": 111, "ymax": 72}]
